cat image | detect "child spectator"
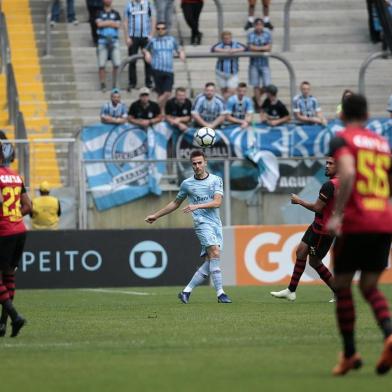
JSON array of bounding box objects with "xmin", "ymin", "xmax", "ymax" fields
[{"xmin": 211, "ymin": 31, "xmax": 246, "ymax": 101}]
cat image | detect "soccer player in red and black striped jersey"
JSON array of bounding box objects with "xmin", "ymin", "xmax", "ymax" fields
[
  {"xmin": 270, "ymin": 157, "xmax": 337, "ymax": 301},
  {"xmin": 0, "ymin": 142, "xmax": 32, "ymax": 337},
  {"xmin": 328, "ymin": 94, "xmax": 392, "ymax": 376}
]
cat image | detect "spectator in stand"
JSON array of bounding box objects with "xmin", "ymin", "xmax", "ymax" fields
[
  {"xmin": 154, "ymin": 0, "xmax": 175, "ymax": 33},
  {"xmin": 86, "ymin": 0, "xmax": 103, "ymax": 45},
  {"xmin": 244, "ymin": 0, "xmax": 273, "ymax": 30},
  {"xmin": 30, "ymin": 182, "xmax": 61, "ymax": 230},
  {"xmin": 144, "ymin": 21, "xmax": 185, "ymax": 110},
  {"xmin": 211, "ymin": 31, "xmax": 247, "ymax": 101},
  {"xmin": 336, "ymin": 89, "xmax": 354, "ymax": 117},
  {"xmin": 96, "ymin": 0, "xmax": 121, "ymax": 92},
  {"xmin": 181, "ymin": 0, "xmax": 204, "ymax": 45},
  {"xmin": 128, "ymin": 87, "xmax": 162, "ymax": 129},
  {"xmin": 100, "ymin": 89, "xmax": 128, "ymax": 124},
  {"xmin": 123, "ymin": 0, "xmax": 156, "ymax": 91},
  {"xmin": 226, "ymin": 82, "xmax": 254, "ymax": 129},
  {"xmin": 192, "ymin": 82, "xmax": 226, "ymax": 129},
  {"xmin": 387, "ymin": 94, "xmax": 392, "ymax": 118},
  {"xmin": 247, "ymin": 18, "xmax": 272, "ymax": 113},
  {"xmin": 260, "ymin": 84, "xmax": 290, "ymax": 126},
  {"xmin": 293, "ymin": 81, "xmax": 327, "ymax": 126},
  {"xmin": 165, "ymin": 87, "xmax": 192, "ymax": 132},
  {"xmin": 50, "ymin": 0, "xmax": 78, "ymax": 26}
]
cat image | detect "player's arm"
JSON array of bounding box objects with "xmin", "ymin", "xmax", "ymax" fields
[
  {"xmin": 20, "ymin": 191, "xmax": 32, "ymax": 216},
  {"xmin": 145, "ymin": 198, "xmax": 183, "ymax": 223},
  {"xmin": 290, "ymin": 193, "xmax": 326, "ymax": 213},
  {"xmin": 183, "ymin": 194, "xmax": 222, "ymax": 213}
]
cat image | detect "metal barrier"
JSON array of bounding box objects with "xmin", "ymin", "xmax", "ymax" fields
[
  {"xmin": 44, "ymin": 1, "xmax": 55, "ymax": 56},
  {"xmin": 119, "ymin": 52, "xmax": 297, "ymax": 110},
  {"xmin": 283, "ymin": 0, "xmax": 294, "ymax": 52},
  {"xmin": 358, "ymin": 51, "xmax": 390, "ymax": 95}
]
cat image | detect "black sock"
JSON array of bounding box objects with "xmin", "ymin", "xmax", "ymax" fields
[
  {"xmin": 3, "ymin": 300, "xmax": 18, "ymax": 322},
  {"xmin": 342, "ymin": 331, "xmax": 356, "ymax": 358},
  {"xmin": 0, "ymin": 305, "xmax": 7, "ymax": 324},
  {"xmin": 380, "ymin": 319, "xmax": 392, "ymax": 339}
]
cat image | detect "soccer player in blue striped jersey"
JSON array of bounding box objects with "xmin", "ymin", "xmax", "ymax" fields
[
  {"xmin": 144, "ymin": 21, "xmax": 185, "ymax": 110},
  {"xmin": 145, "ymin": 150, "xmax": 232, "ymax": 304},
  {"xmin": 192, "ymin": 82, "xmax": 226, "ymax": 129},
  {"xmin": 123, "ymin": 0, "xmax": 156, "ymax": 90},
  {"xmin": 211, "ymin": 31, "xmax": 246, "ymax": 100}
]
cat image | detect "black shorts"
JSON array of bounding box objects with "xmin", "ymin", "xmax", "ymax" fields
[
  {"xmin": 333, "ymin": 233, "xmax": 391, "ymax": 274},
  {"xmin": 152, "ymin": 70, "xmax": 174, "ymax": 95},
  {"xmin": 0, "ymin": 232, "xmax": 27, "ymax": 271},
  {"xmin": 301, "ymin": 225, "xmax": 334, "ymax": 259}
]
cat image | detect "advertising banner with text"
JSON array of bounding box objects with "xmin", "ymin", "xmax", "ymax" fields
[
  {"xmin": 234, "ymin": 225, "xmax": 392, "ymax": 285},
  {"xmin": 17, "ymin": 230, "xmax": 202, "ymax": 289}
]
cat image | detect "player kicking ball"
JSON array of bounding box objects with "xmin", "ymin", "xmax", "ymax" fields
[
  {"xmin": 145, "ymin": 150, "xmax": 232, "ymax": 304},
  {"xmin": 270, "ymin": 157, "xmax": 337, "ymax": 301}
]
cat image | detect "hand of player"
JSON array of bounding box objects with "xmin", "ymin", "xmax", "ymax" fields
[
  {"xmin": 290, "ymin": 193, "xmax": 300, "ymax": 204},
  {"xmin": 182, "ymin": 204, "xmax": 197, "ymax": 214},
  {"xmin": 145, "ymin": 214, "xmax": 157, "ymax": 224},
  {"xmin": 326, "ymin": 214, "xmax": 342, "ymax": 236}
]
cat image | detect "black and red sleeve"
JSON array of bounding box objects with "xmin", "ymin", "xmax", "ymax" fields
[{"xmin": 319, "ymin": 180, "xmax": 335, "ymax": 203}]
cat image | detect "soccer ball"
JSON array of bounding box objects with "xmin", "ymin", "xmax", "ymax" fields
[{"xmin": 194, "ymin": 127, "xmax": 216, "ymax": 148}]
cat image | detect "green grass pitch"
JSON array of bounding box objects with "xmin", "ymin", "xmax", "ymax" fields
[{"xmin": 1, "ymin": 285, "xmax": 392, "ymax": 391}]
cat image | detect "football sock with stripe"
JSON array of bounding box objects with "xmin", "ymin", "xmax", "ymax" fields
[
  {"xmin": 184, "ymin": 261, "xmax": 209, "ymax": 293},
  {"xmin": 336, "ymin": 287, "xmax": 356, "ymax": 358},
  {"xmin": 363, "ymin": 287, "xmax": 392, "ymax": 339},
  {"xmin": 288, "ymin": 258, "xmax": 306, "ymax": 292},
  {"xmin": 314, "ymin": 263, "xmax": 335, "ymax": 292},
  {"xmin": 0, "ymin": 273, "xmax": 16, "ymax": 325},
  {"xmin": 209, "ymin": 258, "xmax": 224, "ymax": 297}
]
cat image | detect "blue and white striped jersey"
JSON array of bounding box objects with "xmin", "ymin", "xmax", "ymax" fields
[
  {"xmin": 176, "ymin": 173, "xmax": 223, "ymax": 227},
  {"xmin": 192, "ymin": 94, "xmax": 226, "ymax": 123},
  {"xmin": 145, "ymin": 35, "xmax": 179, "ymax": 73},
  {"xmin": 292, "ymin": 95, "xmax": 321, "ymax": 117},
  {"xmin": 247, "ymin": 30, "xmax": 272, "ymax": 67},
  {"xmin": 96, "ymin": 9, "xmax": 121, "ymax": 44},
  {"xmin": 100, "ymin": 102, "xmax": 128, "ymax": 118},
  {"xmin": 226, "ymin": 95, "xmax": 254, "ymax": 120},
  {"xmin": 124, "ymin": 0, "xmax": 155, "ymax": 38},
  {"xmin": 210, "ymin": 40, "xmax": 246, "ymax": 75}
]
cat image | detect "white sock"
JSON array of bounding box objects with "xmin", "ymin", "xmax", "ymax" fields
[
  {"xmin": 248, "ymin": 16, "xmax": 254, "ymax": 23},
  {"xmin": 264, "ymin": 16, "xmax": 270, "ymax": 23}
]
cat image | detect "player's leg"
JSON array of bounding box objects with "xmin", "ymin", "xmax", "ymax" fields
[
  {"xmin": 262, "ymin": 0, "xmax": 274, "ymax": 29},
  {"xmin": 178, "ymin": 256, "xmax": 210, "ymax": 304},
  {"xmin": 358, "ymin": 233, "xmax": 392, "ymax": 374},
  {"xmin": 308, "ymin": 235, "xmax": 335, "ymax": 293},
  {"xmin": 206, "ymin": 245, "xmax": 231, "ymax": 303},
  {"xmin": 332, "ymin": 235, "xmax": 362, "ymax": 376},
  {"xmin": 271, "ymin": 240, "xmax": 308, "ymax": 300}
]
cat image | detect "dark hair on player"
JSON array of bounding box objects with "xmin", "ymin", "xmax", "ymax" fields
[
  {"xmin": 342, "ymin": 93, "xmax": 368, "ymax": 122},
  {"xmin": 238, "ymin": 82, "xmax": 247, "ymax": 88},
  {"xmin": 205, "ymin": 82, "xmax": 215, "ymax": 88},
  {"xmin": 190, "ymin": 150, "xmax": 206, "ymax": 160}
]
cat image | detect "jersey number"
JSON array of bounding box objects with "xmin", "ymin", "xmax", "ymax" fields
[
  {"xmin": 2, "ymin": 186, "xmax": 22, "ymax": 221},
  {"xmin": 357, "ymin": 150, "xmax": 390, "ymax": 198}
]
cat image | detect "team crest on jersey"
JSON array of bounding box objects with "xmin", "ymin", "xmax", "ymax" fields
[{"xmin": 103, "ymin": 125, "xmax": 149, "ymax": 187}]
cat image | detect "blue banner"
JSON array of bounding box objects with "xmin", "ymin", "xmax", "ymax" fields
[{"xmin": 81, "ymin": 119, "xmax": 392, "ymax": 210}]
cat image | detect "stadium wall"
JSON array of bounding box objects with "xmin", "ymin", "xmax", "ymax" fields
[{"xmin": 18, "ymin": 227, "xmax": 392, "ymax": 289}]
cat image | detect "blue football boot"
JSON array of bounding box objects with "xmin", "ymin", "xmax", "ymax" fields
[
  {"xmin": 218, "ymin": 293, "xmax": 232, "ymax": 303},
  {"xmin": 178, "ymin": 291, "xmax": 190, "ymax": 304}
]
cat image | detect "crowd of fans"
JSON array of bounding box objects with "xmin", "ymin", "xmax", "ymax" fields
[{"xmin": 52, "ymin": 0, "xmax": 392, "ymax": 126}]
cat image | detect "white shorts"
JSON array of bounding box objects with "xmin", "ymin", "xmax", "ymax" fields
[
  {"xmin": 195, "ymin": 223, "xmax": 223, "ymax": 257},
  {"xmin": 216, "ymin": 70, "xmax": 239, "ymax": 89}
]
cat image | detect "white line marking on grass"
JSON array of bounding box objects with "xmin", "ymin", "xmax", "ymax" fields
[
  {"xmin": 1, "ymin": 342, "xmax": 75, "ymax": 349},
  {"xmin": 81, "ymin": 288, "xmax": 155, "ymax": 296}
]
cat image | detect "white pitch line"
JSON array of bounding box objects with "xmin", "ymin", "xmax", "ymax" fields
[
  {"xmin": 81, "ymin": 288, "xmax": 155, "ymax": 296},
  {"xmin": 1, "ymin": 342, "xmax": 75, "ymax": 349}
]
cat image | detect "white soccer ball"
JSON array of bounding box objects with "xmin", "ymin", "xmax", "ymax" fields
[{"xmin": 194, "ymin": 127, "xmax": 216, "ymax": 148}]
